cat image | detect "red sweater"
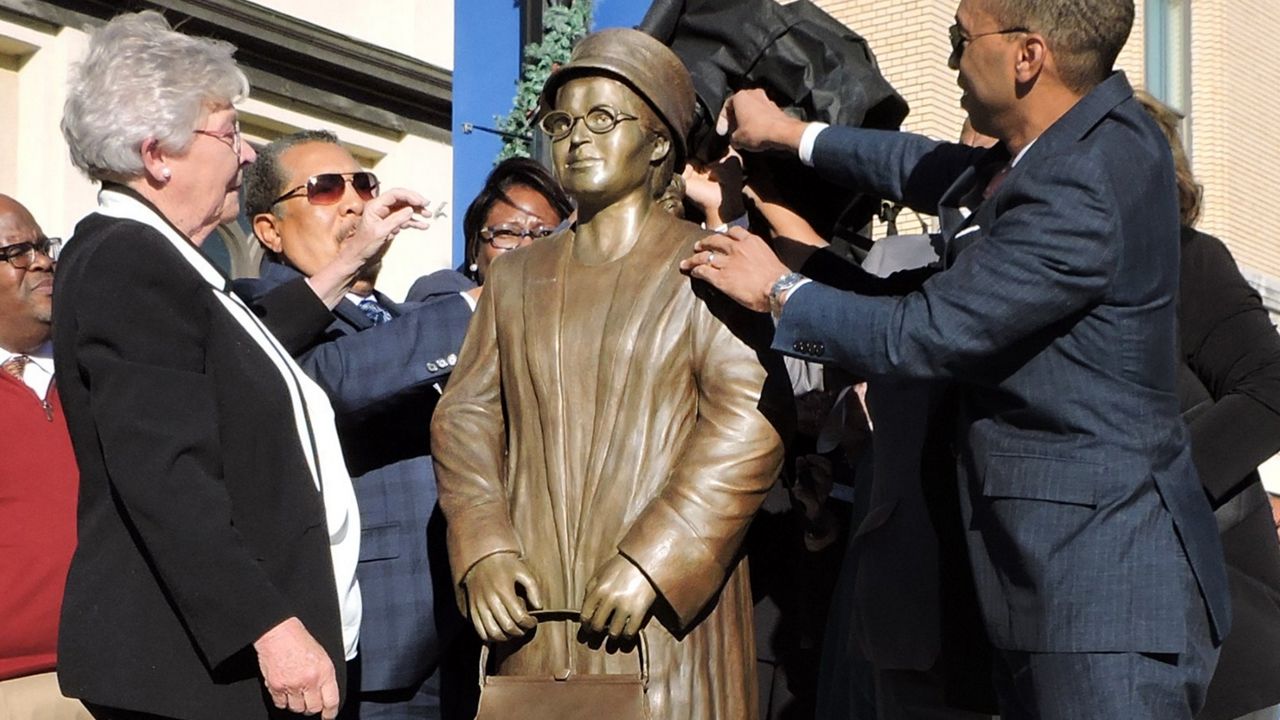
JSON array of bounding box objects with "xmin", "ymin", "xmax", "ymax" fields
[{"xmin": 0, "ymin": 373, "xmax": 78, "ymax": 680}]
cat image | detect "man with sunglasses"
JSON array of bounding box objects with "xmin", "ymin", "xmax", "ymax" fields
[
  {"xmin": 688, "ymin": 0, "xmax": 1229, "ymax": 718},
  {"xmin": 0, "ymin": 195, "xmax": 91, "ymax": 720},
  {"xmin": 239, "ymin": 131, "xmax": 475, "ymax": 720}
]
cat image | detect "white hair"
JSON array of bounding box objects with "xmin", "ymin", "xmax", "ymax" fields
[{"xmin": 61, "ymin": 10, "xmax": 249, "ymax": 182}]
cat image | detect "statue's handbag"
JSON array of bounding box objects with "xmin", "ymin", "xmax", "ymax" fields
[{"xmin": 473, "ymin": 609, "xmax": 650, "ymax": 720}]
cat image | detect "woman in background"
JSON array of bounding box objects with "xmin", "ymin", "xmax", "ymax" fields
[
  {"xmin": 406, "ymin": 157, "xmax": 571, "ymax": 303},
  {"xmin": 1139, "ymin": 90, "xmax": 1280, "ymax": 720}
]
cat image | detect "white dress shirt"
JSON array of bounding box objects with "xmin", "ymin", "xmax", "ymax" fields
[{"xmin": 1, "ymin": 340, "xmax": 55, "ymax": 399}]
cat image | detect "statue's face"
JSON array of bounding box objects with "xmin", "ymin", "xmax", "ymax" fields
[{"xmin": 550, "ymin": 76, "xmax": 669, "ymax": 208}]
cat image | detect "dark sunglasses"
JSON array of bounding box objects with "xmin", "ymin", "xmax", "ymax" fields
[
  {"xmin": 0, "ymin": 236, "xmax": 61, "ymax": 269},
  {"xmin": 271, "ymin": 172, "xmax": 380, "ymax": 206}
]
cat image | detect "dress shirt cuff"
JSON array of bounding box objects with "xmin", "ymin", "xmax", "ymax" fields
[
  {"xmin": 459, "ymin": 290, "xmax": 478, "ymax": 312},
  {"xmin": 798, "ymin": 123, "xmax": 829, "ymax": 167}
]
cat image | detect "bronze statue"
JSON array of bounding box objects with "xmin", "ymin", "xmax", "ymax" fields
[{"xmin": 431, "ymin": 28, "xmax": 786, "ymax": 719}]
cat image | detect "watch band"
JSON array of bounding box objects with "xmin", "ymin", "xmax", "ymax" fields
[{"xmin": 768, "ymin": 272, "xmax": 808, "ymax": 318}]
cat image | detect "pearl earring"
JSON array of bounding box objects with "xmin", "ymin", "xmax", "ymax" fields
[
  {"xmin": 161, "ymin": 168, "xmax": 172, "ymax": 180},
  {"xmin": 469, "ymin": 263, "xmax": 478, "ymax": 273}
]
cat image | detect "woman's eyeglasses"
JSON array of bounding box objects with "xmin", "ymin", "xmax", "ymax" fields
[
  {"xmin": 0, "ymin": 236, "xmax": 61, "ymax": 269},
  {"xmin": 271, "ymin": 172, "xmax": 380, "ymax": 207},
  {"xmin": 538, "ymin": 105, "xmax": 640, "ymax": 141},
  {"xmin": 193, "ymin": 120, "xmax": 242, "ymax": 155},
  {"xmin": 479, "ymin": 225, "xmax": 557, "ymax": 250}
]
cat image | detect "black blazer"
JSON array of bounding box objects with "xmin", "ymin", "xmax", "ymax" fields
[
  {"xmin": 1177, "ymin": 227, "xmax": 1280, "ymax": 720},
  {"xmin": 53, "ymin": 210, "xmax": 344, "ymax": 720}
]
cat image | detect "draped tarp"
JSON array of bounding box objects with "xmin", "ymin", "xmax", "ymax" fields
[{"xmin": 639, "ymin": 0, "xmax": 910, "ymax": 242}]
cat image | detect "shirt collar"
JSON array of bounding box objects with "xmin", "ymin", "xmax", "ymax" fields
[{"xmin": 0, "ymin": 339, "xmax": 53, "ymax": 368}]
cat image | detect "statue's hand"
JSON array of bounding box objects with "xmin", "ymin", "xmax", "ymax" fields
[
  {"xmin": 580, "ymin": 554, "xmax": 657, "ymax": 640},
  {"xmin": 462, "ymin": 552, "xmax": 543, "ymax": 642}
]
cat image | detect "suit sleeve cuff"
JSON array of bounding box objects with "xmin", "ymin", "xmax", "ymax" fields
[
  {"xmin": 617, "ymin": 501, "xmax": 723, "ymax": 628},
  {"xmin": 798, "ymin": 123, "xmax": 830, "ymax": 167},
  {"xmin": 250, "ymin": 277, "xmax": 335, "ymax": 354}
]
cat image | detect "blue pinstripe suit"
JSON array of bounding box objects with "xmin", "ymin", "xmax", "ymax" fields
[
  {"xmin": 774, "ymin": 72, "xmax": 1230, "ymax": 716},
  {"xmin": 237, "ymin": 260, "xmax": 472, "ymax": 718}
]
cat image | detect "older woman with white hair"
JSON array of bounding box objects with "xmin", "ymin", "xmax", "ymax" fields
[{"xmin": 51, "ymin": 11, "xmax": 425, "ymax": 720}]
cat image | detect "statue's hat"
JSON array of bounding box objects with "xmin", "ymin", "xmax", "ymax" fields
[{"xmin": 541, "ymin": 28, "xmax": 696, "ymax": 169}]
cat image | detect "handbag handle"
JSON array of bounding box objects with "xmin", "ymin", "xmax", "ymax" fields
[{"xmin": 477, "ymin": 608, "xmax": 650, "ymax": 690}]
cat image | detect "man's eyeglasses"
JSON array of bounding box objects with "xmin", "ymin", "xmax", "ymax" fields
[
  {"xmin": 478, "ymin": 225, "xmax": 557, "ymax": 250},
  {"xmin": 948, "ymin": 23, "xmax": 1030, "ymax": 59},
  {"xmin": 193, "ymin": 120, "xmax": 242, "ymax": 155},
  {"xmin": 539, "ymin": 105, "xmax": 641, "ymax": 141},
  {"xmin": 0, "ymin": 236, "xmax": 61, "ymax": 269},
  {"xmin": 271, "ymin": 172, "xmax": 381, "ymax": 207}
]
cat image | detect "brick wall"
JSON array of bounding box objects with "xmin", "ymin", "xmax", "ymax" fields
[{"xmin": 1193, "ymin": 0, "xmax": 1280, "ymax": 285}]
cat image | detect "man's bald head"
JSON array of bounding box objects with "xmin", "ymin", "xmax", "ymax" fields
[
  {"xmin": 0, "ymin": 194, "xmax": 37, "ymax": 227},
  {"xmin": 0, "ymin": 194, "xmax": 55, "ymax": 353}
]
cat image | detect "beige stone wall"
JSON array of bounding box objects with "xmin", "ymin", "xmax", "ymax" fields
[
  {"xmin": 252, "ymin": 0, "xmax": 453, "ymax": 71},
  {"xmin": 0, "ymin": 3, "xmax": 454, "ymax": 300}
]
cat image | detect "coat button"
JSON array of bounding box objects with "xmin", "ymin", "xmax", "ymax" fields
[
  {"xmin": 813, "ymin": 342, "xmax": 825, "ymax": 355},
  {"xmin": 447, "ymin": 353, "xmax": 458, "ymax": 365},
  {"xmin": 427, "ymin": 362, "xmax": 439, "ymax": 372},
  {"xmin": 793, "ymin": 341, "xmax": 806, "ymax": 353}
]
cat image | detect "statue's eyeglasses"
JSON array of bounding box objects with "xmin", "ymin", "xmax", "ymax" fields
[{"xmin": 539, "ymin": 105, "xmax": 640, "ymax": 141}]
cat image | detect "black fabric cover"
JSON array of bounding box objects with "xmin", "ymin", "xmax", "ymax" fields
[{"xmin": 639, "ymin": 0, "xmax": 910, "ymax": 237}]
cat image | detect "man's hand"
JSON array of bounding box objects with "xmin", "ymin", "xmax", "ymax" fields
[
  {"xmin": 254, "ymin": 617, "xmax": 340, "ymax": 719},
  {"xmin": 306, "ymin": 188, "xmax": 430, "ymax": 308},
  {"xmin": 340, "ymin": 188, "xmax": 430, "ymax": 268},
  {"xmin": 580, "ymin": 554, "xmax": 657, "ymax": 640},
  {"xmin": 462, "ymin": 552, "xmax": 543, "ymax": 642},
  {"xmin": 717, "ymin": 89, "xmax": 808, "ymax": 154},
  {"xmin": 679, "ymin": 226, "xmax": 792, "ymax": 313}
]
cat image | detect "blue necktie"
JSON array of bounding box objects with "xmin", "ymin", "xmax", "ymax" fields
[{"xmin": 358, "ymin": 296, "xmax": 392, "ymax": 326}]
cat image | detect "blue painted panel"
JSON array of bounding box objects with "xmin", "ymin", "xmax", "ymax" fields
[
  {"xmin": 452, "ymin": 0, "xmax": 650, "ymax": 265},
  {"xmin": 594, "ymin": 0, "xmax": 648, "ymax": 29},
  {"xmin": 453, "ymin": 0, "xmax": 522, "ymax": 264}
]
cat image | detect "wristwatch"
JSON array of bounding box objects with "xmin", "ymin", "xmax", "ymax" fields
[{"xmin": 768, "ymin": 272, "xmax": 809, "ymax": 318}]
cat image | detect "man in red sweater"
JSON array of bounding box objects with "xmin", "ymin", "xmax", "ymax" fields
[{"xmin": 0, "ymin": 194, "xmax": 89, "ymax": 719}]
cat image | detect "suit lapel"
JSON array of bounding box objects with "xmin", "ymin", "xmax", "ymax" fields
[
  {"xmin": 334, "ymin": 299, "xmax": 374, "ymax": 331},
  {"xmin": 936, "ymin": 73, "xmax": 1134, "ymax": 268},
  {"xmin": 373, "ymin": 290, "xmax": 402, "ymax": 318},
  {"xmin": 938, "ymin": 146, "xmax": 1008, "ymax": 267}
]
